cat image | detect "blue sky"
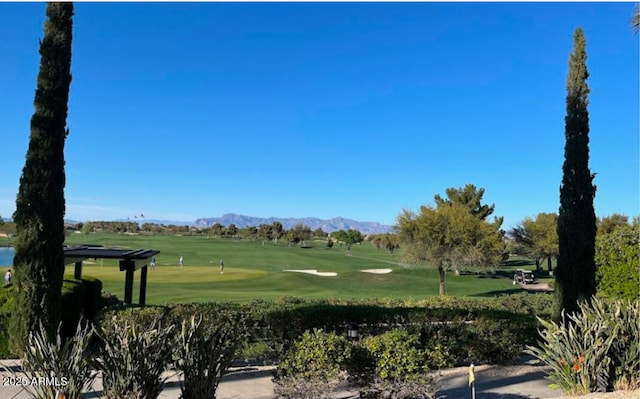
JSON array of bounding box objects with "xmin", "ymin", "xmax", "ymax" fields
[{"xmin": 1, "ymin": 2, "xmax": 638, "ymax": 230}]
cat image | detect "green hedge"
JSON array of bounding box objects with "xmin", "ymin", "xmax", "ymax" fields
[
  {"xmin": 94, "ymin": 293, "xmax": 551, "ymax": 365},
  {"xmin": 0, "ymin": 275, "xmax": 104, "ymax": 356},
  {"xmin": 0, "ymin": 285, "xmax": 14, "ymax": 357}
]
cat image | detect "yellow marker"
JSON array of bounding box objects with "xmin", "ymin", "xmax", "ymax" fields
[{"xmin": 468, "ymin": 363, "xmax": 475, "ymax": 387}]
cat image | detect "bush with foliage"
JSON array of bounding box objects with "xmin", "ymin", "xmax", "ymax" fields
[
  {"xmin": 527, "ymin": 297, "xmax": 640, "ymax": 395},
  {"xmin": 79, "ymin": 275, "xmax": 103, "ymax": 320},
  {"xmin": 349, "ymin": 329, "xmax": 440, "ymax": 399},
  {"xmin": 19, "ymin": 321, "xmax": 95, "ymax": 399},
  {"xmin": 58, "ymin": 276, "xmax": 104, "ymax": 342},
  {"xmin": 274, "ymin": 329, "xmax": 349, "ymax": 399},
  {"xmin": 595, "ymin": 222, "xmax": 640, "ymax": 301},
  {"xmin": 468, "ymin": 316, "xmax": 529, "ymax": 365},
  {"xmin": 92, "ymin": 315, "xmax": 175, "ymax": 399},
  {"xmin": 0, "ymin": 285, "xmax": 14, "ymax": 358},
  {"xmin": 245, "ymin": 294, "xmax": 549, "ymax": 360},
  {"xmin": 60, "ymin": 279, "xmax": 86, "ymax": 341}
]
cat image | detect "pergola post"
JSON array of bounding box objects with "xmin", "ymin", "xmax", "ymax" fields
[
  {"xmin": 74, "ymin": 261, "xmax": 83, "ymax": 279},
  {"xmin": 139, "ymin": 265, "xmax": 148, "ymax": 305},
  {"xmin": 121, "ymin": 259, "xmax": 135, "ymax": 305}
]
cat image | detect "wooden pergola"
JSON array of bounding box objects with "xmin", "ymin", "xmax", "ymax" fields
[{"xmin": 63, "ymin": 245, "xmax": 160, "ymax": 305}]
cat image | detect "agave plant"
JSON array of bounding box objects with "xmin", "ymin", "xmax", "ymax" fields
[
  {"xmin": 526, "ymin": 297, "xmax": 640, "ymax": 395},
  {"xmin": 19, "ymin": 320, "xmax": 96, "ymax": 399},
  {"xmin": 175, "ymin": 314, "xmax": 246, "ymax": 399},
  {"xmin": 92, "ymin": 316, "xmax": 175, "ymax": 399}
]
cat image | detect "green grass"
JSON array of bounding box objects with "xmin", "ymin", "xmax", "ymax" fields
[{"xmin": 1, "ymin": 232, "xmax": 538, "ymax": 304}]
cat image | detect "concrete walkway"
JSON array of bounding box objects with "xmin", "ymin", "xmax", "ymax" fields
[{"xmin": 1, "ymin": 359, "xmax": 561, "ymax": 399}]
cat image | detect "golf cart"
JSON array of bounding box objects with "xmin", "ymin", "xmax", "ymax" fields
[{"xmin": 513, "ymin": 269, "xmax": 535, "ymax": 285}]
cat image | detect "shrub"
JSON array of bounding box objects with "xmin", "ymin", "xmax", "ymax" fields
[
  {"xmin": 240, "ymin": 340, "xmax": 275, "ymax": 363},
  {"xmin": 175, "ymin": 314, "xmax": 248, "ymax": 399},
  {"xmin": 92, "ymin": 315, "xmax": 175, "ymax": 399},
  {"xmin": 361, "ymin": 329, "xmax": 427, "ymax": 380},
  {"xmin": 19, "ymin": 321, "xmax": 96, "ymax": 399},
  {"xmin": 527, "ymin": 297, "xmax": 640, "ymax": 395},
  {"xmin": 79, "ymin": 275, "xmax": 103, "ymax": 320},
  {"xmin": 595, "ymin": 223, "xmax": 640, "ymax": 301},
  {"xmin": 274, "ymin": 329, "xmax": 349, "ymax": 399},
  {"xmin": 350, "ymin": 329, "xmax": 441, "ymax": 399},
  {"xmin": 468, "ymin": 316, "xmax": 528, "ymax": 365},
  {"xmin": 60, "ymin": 279, "xmax": 86, "ymax": 342},
  {"xmin": 0, "ymin": 285, "xmax": 14, "ymax": 358},
  {"xmin": 95, "ymin": 304, "xmax": 169, "ymax": 333}
]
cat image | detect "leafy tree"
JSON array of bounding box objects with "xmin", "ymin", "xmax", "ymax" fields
[
  {"xmin": 596, "ymin": 213, "xmax": 629, "ymax": 236},
  {"xmin": 434, "ymin": 184, "xmax": 496, "ymax": 221},
  {"xmin": 286, "ymin": 224, "xmax": 312, "ymax": 246},
  {"xmin": 0, "ymin": 215, "xmax": 4, "ymax": 227},
  {"xmin": 397, "ymin": 200, "xmax": 505, "ymax": 296},
  {"xmin": 271, "ymin": 221, "xmax": 283, "ymax": 244},
  {"xmin": 556, "ymin": 28, "xmax": 597, "ymax": 318},
  {"xmin": 257, "ymin": 224, "xmax": 272, "ymax": 245},
  {"xmin": 81, "ymin": 222, "xmax": 93, "ymax": 235},
  {"xmin": 343, "ymin": 229, "xmax": 363, "ymax": 250},
  {"xmin": 239, "ymin": 226, "xmax": 257, "ymax": 240},
  {"xmin": 369, "ymin": 234, "xmax": 400, "ymax": 255},
  {"xmin": 210, "ymin": 223, "xmax": 224, "ymax": 237},
  {"xmin": 10, "ymin": 2, "xmax": 74, "ymax": 354},
  {"xmin": 509, "ymin": 213, "xmax": 558, "ymax": 274},
  {"xmin": 332, "ymin": 230, "xmax": 347, "ymax": 244},
  {"xmin": 313, "ymin": 228, "xmax": 326, "ymax": 239},
  {"xmin": 595, "ymin": 221, "xmax": 639, "ymax": 301},
  {"xmin": 226, "ymin": 223, "xmax": 237, "ymax": 238}
]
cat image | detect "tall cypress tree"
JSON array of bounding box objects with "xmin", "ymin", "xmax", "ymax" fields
[
  {"xmin": 555, "ymin": 28, "xmax": 597, "ymax": 318},
  {"xmin": 10, "ymin": 2, "xmax": 74, "ymax": 354}
]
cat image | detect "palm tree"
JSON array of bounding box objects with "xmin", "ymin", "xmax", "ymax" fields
[{"xmin": 633, "ymin": 3, "xmax": 640, "ymax": 34}]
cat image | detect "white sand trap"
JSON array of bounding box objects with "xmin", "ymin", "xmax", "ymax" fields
[
  {"xmin": 284, "ymin": 269, "xmax": 338, "ymax": 277},
  {"xmin": 361, "ymin": 268, "xmax": 393, "ymax": 274}
]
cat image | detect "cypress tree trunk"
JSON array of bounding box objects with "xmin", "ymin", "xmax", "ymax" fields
[
  {"xmin": 10, "ymin": 2, "xmax": 74, "ymax": 354},
  {"xmin": 555, "ymin": 28, "xmax": 597, "ymax": 319}
]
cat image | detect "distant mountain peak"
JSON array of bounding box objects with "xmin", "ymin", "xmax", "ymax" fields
[{"xmin": 193, "ymin": 214, "xmax": 392, "ymax": 234}]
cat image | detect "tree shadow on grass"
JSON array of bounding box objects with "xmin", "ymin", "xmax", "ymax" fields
[
  {"xmin": 501, "ymin": 259, "xmax": 535, "ymax": 268},
  {"xmin": 470, "ymin": 288, "xmax": 526, "ymax": 297}
]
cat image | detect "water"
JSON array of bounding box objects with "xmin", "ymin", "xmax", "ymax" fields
[{"xmin": 0, "ymin": 247, "xmax": 14, "ymax": 267}]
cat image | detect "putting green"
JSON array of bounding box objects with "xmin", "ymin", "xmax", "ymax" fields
[{"xmin": 76, "ymin": 264, "xmax": 268, "ymax": 284}]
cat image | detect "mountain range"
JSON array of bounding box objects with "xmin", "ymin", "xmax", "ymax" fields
[{"xmin": 193, "ymin": 213, "xmax": 393, "ymax": 235}]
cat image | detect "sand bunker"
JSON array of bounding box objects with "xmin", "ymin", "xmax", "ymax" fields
[
  {"xmin": 284, "ymin": 269, "xmax": 338, "ymax": 277},
  {"xmin": 361, "ymin": 268, "xmax": 392, "ymax": 274}
]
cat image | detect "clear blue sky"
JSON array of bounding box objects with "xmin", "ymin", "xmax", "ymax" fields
[{"xmin": 1, "ymin": 2, "xmax": 638, "ymax": 230}]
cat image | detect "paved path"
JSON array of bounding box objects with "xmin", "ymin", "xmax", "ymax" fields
[{"xmin": 1, "ymin": 360, "xmax": 561, "ymax": 399}]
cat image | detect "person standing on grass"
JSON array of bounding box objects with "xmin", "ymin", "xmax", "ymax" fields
[
  {"xmin": 150, "ymin": 257, "xmax": 156, "ymax": 270},
  {"xmin": 179, "ymin": 256, "xmax": 184, "ymax": 268},
  {"xmin": 4, "ymin": 269, "xmax": 11, "ymax": 285},
  {"xmin": 220, "ymin": 259, "xmax": 224, "ymax": 274}
]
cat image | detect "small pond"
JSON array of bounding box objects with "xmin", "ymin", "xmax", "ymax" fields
[{"xmin": 0, "ymin": 247, "xmax": 14, "ymax": 267}]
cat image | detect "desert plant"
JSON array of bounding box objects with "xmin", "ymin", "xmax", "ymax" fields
[
  {"xmin": 176, "ymin": 314, "xmax": 245, "ymax": 399},
  {"xmin": 605, "ymin": 299, "xmax": 640, "ymax": 390},
  {"xmin": 527, "ymin": 297, "xmax": 640, "ymax": 395},
  {"xmin": 92, "ymin": 316, "xmax": 175, "ymax": 399},
  {"xmin": 19, "ymin": 320, "xmax": 96, "ymax": 399},
  {"xmin": 274, "ymin": 329, "xmax": 349, "ymax": 399}
]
